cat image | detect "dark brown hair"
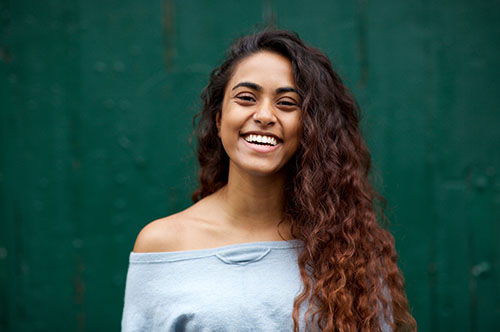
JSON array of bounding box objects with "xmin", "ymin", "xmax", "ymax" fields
[{"xmin": 192, "ymin": 28, "xmax": 416, "ymax": 332}]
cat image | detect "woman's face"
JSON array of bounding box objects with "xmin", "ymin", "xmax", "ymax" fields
[{"xmin": 217, "ymin": 51, "xmax": 302, "ymax": 177}]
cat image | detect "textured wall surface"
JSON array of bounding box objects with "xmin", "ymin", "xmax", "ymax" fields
[{"xmin": 1, "ymin": 0, "xmax": 499, "ymax": 331}]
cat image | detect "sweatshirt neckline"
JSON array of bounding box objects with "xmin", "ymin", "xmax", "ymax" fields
[{"xmin": 129, "ymin": 239, "xmax": 303, "ymax": 264}]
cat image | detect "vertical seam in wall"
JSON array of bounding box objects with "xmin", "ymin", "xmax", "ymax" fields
[
  {"xmin": 356, "ymin": 0, "xmax": 369, "ymax": 89},
  {"xmin": 262, "ymin": 0, "xmax": 276, "ymax": 27},
  {"xmin": 421, "ymin": 0, "xmax": 438, "ymax": 329},
  {"xmin": 162, "ymin": 0, "xmax": 175, "ymax": 71}
]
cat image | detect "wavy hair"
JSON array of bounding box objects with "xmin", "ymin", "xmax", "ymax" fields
[{"xmin": 192, "ymin": 28, "xmax": 416, "ymax": 332}]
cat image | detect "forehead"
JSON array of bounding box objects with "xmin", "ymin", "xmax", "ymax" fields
[{"xmin": 227, "ymin": 51, "xmax": 295, "ymax": 88}]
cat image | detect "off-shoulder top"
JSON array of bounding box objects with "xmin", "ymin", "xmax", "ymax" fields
[{"xmin": 121, "ymin": 240, "xmax": 305, "ymax": 331}]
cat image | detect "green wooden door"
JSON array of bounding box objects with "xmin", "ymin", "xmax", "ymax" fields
[{"xmin": 1, "ymin": 0, "xmax": 499, "ymax": 331}]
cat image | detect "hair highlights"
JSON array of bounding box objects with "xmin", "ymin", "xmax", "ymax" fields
[{"xmin": 192, "ymin": 28, "xmax": 417, "ymax": 332}]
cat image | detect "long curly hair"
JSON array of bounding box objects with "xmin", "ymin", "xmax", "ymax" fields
[{"xmin": 192, "ymin": 28, "xmax": 417, "ymax": 332}]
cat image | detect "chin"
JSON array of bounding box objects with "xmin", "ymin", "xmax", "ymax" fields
[
  {"xmin": 228, "ymin": 156, "xmax": 291, "ymax": 178},
  {"xmin": 241, "ymin": 164, "xmax": 286, "ymax": 177}
]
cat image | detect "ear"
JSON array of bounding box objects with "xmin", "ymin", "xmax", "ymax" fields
[{"xmin": 215, "ymin": 112, "xmax": 221, "ymax": 137}]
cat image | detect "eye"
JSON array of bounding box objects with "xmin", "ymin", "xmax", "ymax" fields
[
  {"xmin": 236, "ymin": 94, "xmax": 256, "ymax": 103},
  {"xmin": 277, "ymin": 98, "xmax": 298, "ymax": 108}
]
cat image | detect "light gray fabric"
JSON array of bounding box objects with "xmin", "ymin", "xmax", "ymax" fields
[
  {"xmin": 121, "ymin": 240, "xmax": 305, "ymax": 332},
  {"xmin": 121, "ymin": 239, "xmax": 392, "ymax": 332}
]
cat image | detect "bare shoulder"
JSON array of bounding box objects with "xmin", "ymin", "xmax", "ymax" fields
[
  {"xmin": 132, "ymin": 195, "xmax": 221, "ymax": 253},
  {"xmin": 133, "ymin": 192, "xmax": 226, "ymax": 253},
  {"xmin": 133, "ymin": 212, "xmax": 188, "ymax": 253}
]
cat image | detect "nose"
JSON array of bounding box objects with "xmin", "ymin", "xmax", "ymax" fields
[{"xmin": 253, "ymin": 99, "xmax": 276, "ymax": 126}]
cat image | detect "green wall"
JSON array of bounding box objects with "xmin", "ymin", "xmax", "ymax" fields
[{"xmin": 1, "ymin": 0, "xmax": 499, "ymax": 331}]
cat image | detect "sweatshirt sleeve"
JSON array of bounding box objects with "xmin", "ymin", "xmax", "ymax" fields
[{"xmin": 121, "ymin": 257, "xmax": 158, "ymax": 332}]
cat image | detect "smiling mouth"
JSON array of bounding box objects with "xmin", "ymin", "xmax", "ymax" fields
[{"xmin": 242, "ymin": 134, "xmax": 280, "ymax": 146}]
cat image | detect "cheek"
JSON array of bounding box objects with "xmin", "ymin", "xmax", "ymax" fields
[
  {"xmin": 220, "ymin": 106, "xmax": 245, "ymax": 134},
  {"xmin": 218, "ymin": 113, "xmax": 242, "ymax": 151},
  {"xmin": 219, "ymin": 117, "xmax": 238, "ymax": 139},
  {"xmin": 288, "ymin": 122, "xmax": 303, "ymax": 156},
  {"xmin": 286, "ymin": 115, "xmax": 302, "ymax": 143}
]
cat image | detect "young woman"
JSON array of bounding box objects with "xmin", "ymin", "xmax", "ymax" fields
[{"xmin": 122, "ymin": 29, "xmax": 416, "ymax": 332}]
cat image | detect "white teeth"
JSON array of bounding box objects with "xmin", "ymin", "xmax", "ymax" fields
[{"xmin": 244, "ymin": 134, "xmax": 278, "ymax": 146}]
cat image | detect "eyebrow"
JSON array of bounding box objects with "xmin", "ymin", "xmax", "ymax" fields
[
  {"xmin": 231, "ymin": 81, "xmax": 298, "ymax": 95},
  {"xmin": 276, "ymin": 87, "xmax": 298, "ymax": 94}
]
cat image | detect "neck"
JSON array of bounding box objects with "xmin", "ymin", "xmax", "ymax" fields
[{"xmin": 216, "ymin": 161, "xmax": 287, "ymax": 231}]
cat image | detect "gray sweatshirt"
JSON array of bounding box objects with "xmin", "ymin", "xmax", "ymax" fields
[{"xmin": 121, "ymin": 240, "xmax": 305, "ymax": 331}]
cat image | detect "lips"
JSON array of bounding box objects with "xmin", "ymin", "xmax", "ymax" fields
[
  {"xmin": 241, "ymin": 136, "xmax": 280, "ymax": 153},
  {"xmin": 241, "ymin": 131, "xmax": 282, "ymax": 143},
  {"xmin": 243, "ymin": 134, "xmax": 278, "ymax": 146}
]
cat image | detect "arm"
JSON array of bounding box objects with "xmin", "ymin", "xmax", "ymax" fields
[{"xmin": 121, "ymin": 218, "xmax": 181, "ymax": 331}]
